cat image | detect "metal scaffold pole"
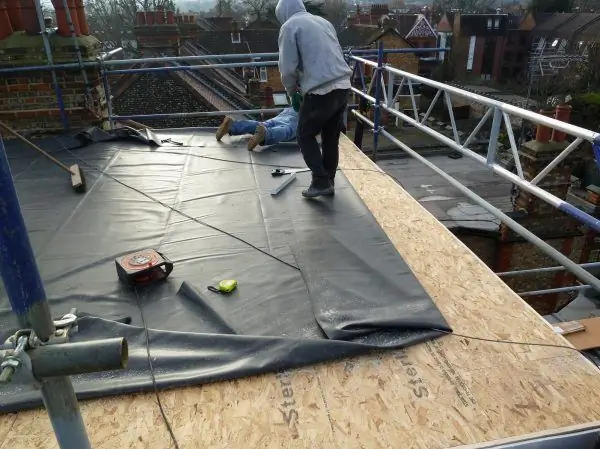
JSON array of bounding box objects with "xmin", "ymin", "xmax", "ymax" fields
[{"xmin": 0, "ymin": 132, "xmax": 92, "ymax": 448}]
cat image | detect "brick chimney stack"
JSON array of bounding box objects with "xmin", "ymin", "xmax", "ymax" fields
[
  {"xmin": 0, "ymin": 0, "xmax": 105, "ymax": 133},
  {"xmin": 134, "ymin": 8, "xmax": 182, "ymax": 56},
  {"xmin": 497, "ymin": 107, "xmax": 584, "ymax": 315}
]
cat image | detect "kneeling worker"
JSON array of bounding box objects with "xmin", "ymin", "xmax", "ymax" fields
[{"xmin": 215, "ymin": 107, "xmax": 298, "ymax": 151}]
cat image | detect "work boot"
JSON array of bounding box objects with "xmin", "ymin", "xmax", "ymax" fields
[
  {"xmin": 216, "ymin": 116, "xmax": 233, "ymax": 141},
  {"xmin": 302, "ymin": 177, "xmax": 334, "ymax": 198},
  {"xmin": 248, "ymin": 124, "xmax": 266, "ymax": 151}
]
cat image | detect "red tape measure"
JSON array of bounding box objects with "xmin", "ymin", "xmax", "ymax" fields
[{"xmin": 115, "ymin": 249, "xmax": 174, "ymax": 286}]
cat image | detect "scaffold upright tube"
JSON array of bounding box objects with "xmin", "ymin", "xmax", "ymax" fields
[
  {"xmin": 351, "ymin": 110, "xmax": 600, "ymax": 294},
  {"xmin": 0, "ymin": 131, "xmax": 93, "ymax": 449}
]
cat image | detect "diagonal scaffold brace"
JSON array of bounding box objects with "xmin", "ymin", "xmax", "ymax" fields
[{"xmin": 0, "ymin": 130, "xmax": 129, "ymax": 449}]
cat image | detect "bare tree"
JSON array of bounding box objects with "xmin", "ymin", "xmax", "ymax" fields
[
  {"xmin": 434, "ymin": 0, "xmax": 497, "ymax": 13},
  {"xmin": 204, "ymin": 0, "xmax": 245, "ymax": 18},
  {"xmin": 240, "ymin": 0, "xmax": 276, "ymax": 20},
  {"xmin": 321, "ymin": 0, "xmax": 350, "ymax": 29},
  {"xmin": 86, "ymin": 0, "xmax": 172, "ymax": 50}
]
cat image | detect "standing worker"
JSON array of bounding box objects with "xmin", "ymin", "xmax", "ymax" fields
[{"xmin": 276, "ymin": 0, "xmax": 352, "ymax": 198}]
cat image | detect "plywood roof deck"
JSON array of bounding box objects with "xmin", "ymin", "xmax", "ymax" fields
[{"xmin": 2, "ymin": 135, "xmax": 600, "ymax": 448}]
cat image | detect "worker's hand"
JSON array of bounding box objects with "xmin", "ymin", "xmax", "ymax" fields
[{"xmin": 290, "ymin": 91, "xmax": 303, "ymax": 112}]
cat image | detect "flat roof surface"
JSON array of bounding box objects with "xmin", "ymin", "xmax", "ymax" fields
[
  {"xmin": 0, "ymin": 128, "xmax": 448, "ymax": 411},
  {"xmin": 3, "ymin": 133, "xmax": 600, "ymax": 449}
]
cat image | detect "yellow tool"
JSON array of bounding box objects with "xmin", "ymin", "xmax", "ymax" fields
[{"xmin": 208, "ymin": 279, "xmax": 238, "ymax": 294}]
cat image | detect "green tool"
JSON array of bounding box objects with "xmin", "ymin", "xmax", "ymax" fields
[{"xmin": 208, "ymin": 279, "xmax": 238, "ymax": 294}]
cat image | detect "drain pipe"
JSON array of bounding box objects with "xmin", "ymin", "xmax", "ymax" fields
[{"xmin": 33, "ymin": 0, "xmax": 69, "ymax": 130}]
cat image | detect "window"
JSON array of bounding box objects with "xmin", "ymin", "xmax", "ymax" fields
[
  {"xmin": 231, "ymin": 32, "xmax": 241, "ymax": 43},
  {"xmin": 259, "ymin": 66, "xmax": 268, "ymax": 82},
  {"xmin": 494, "ymin": 18, "xmax": 500, "ymax": 29},
  {"xmin": 466, "ymin": 35, "xmax": 476, "ymax": 71},
  {"xmin": 487, "ymin": 18, "xmax": 492, "ymax": 29},
  {"xmin": 272, "ymin": 92, "xmax": 289, "ymax": 106}
]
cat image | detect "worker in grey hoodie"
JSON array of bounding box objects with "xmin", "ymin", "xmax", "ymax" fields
[{"xmin": 275, "ymin": 0, "xmax": 352, "ymax": 198}]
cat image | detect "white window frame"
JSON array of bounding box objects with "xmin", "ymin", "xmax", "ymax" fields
[
  {"xmin": 487, "ymin": 18, "xmax": 492, "ymax": 29},
  {"xmin": 494, "ymin": 18, "xmax": 500, "ymax": 29},
  {"xmin": 231, "ymin": 32, "xmax": 241, "ymax": 43},
  {"xmin": 467, "ymin": 35, "xmax": 476, "ymax": 71},
  {"xmin": 259, "ymin": 66, "xmax": 268, "ymax": 82}
]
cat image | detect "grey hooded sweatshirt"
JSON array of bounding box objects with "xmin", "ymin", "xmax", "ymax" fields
[{"xmin": 275, "ymin": 0, "xmax": 352, "ymax": 96}]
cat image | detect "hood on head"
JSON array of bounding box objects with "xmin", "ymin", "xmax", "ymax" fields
[{"xmin": 275, "ymin": 0, "xmax": 306, "ymax": 24}]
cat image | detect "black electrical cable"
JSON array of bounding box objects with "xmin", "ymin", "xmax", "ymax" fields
[
  {"xmin": 61, "ymin": 147, "xmax": 302, "ymax": 272},
  {"xmin": 133, "ymin": 287, "xmax": 181, "ymax": 449}
]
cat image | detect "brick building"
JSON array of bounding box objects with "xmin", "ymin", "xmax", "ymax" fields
[
  {"xmin": 438, "ymin": 12, "xmax": 537, "ymax": 83},
  {"xmin": 0, "ymin": 0, "xmax": 105, "ymax": 133},
  {"xmin": 343, "ymin": 5, "xmax": 438, "ymax": 76}
]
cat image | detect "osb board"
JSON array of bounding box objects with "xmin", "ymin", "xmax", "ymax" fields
[{"xmin": 3, "ymin": 135, "xmax": 600, "ymax": 449}]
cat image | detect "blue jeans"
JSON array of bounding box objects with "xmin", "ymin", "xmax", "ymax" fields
[{"xmin": 229, "ymin": 116, "xmax": 296, "ymax": 145}]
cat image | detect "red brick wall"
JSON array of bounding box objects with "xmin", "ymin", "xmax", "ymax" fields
[{"xmin": 0, "ymin": 69, "xmax": 104, "ymax": 134}]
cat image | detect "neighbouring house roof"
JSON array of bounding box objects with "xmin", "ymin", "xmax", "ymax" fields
[
  {"xmin": 246, "ymin": 19, "xmax": 280, "ymax": 29},
  {"xmin": 204, "ymin": 16, "xmax": 235, "ymax": 30},
  {"xmin": 394, "ymin": 13, "xmax": 419, "ymax": 36},
  {"xmin": 436, "ymin": 12, "xmax": 454, "ymax": 33},
  {"xmin": 195, "ymin": 29, "xmax": 279, "ymax": 55},
  {"xmin": 111, "ymin": 69, "xmax": 222, "ymax": 128},
  {"xmin": 578, "ymin": 18, "xmax": 600, "ymax": 42},
  {"xmin": 533, "ymin": 13, "xmax": 580, "ymax": 37},
  {"xmin": 338, "ymin": 25, "xmax": 415, "ymax": 50},
  {"xmin": 405, "ymin": 14, "xmax": 436, "ymax": 39},
  {"xmin": 534, "ymin": 12, "xmax": 600, "ymax": 41},
  {"xmin": 338, "ymin": 26, "xmax": 381, "ymax": 48}
]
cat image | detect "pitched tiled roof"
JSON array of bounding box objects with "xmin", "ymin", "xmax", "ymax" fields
[
  {"xmin": 112, "ymin": 71, "xmax": 222, "ymax": 128},
  {"xmin": 533, "ymin": 13, "xmax": 577, "ymax": 36},
  {"xmin": 246, "ymin": 19, "xmax": 280, "ymax": 29},
  {"xmin": 394, "ymin": 14, "xmax": 419, "ymax": 37},
  {"xmin": 204, "ymin": 17, "xmax": 235, "ymax": 30},
  {"xmin": 195, "ymin": 29, "xmax": 279, "ymax": 55},
  {"xmin": 338, "ymin": 26, "xmax": 380, "ymax": 48},
  {"xmin": 533, "ymin": 13, "xmax": 600, "ymax": 40}
]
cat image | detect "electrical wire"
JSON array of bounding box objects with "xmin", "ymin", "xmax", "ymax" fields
[
  {"xmin": 61, "ymin": 146, "xmax": 302, "ymax": 272},
  {"xmin": 133, "ymin": 287, "xmax": 180, "ymax": 449}
]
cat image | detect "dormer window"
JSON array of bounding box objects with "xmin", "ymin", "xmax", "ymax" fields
[{"xmin": 231, "ymin": 32, "xmax": 241, "ymax": 43}]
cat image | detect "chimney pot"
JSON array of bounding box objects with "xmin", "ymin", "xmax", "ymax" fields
[
  {"xmin": 20, "ymin": 0, "xmax": 40, "ymax": 34},
  {"xmin": 145, "ymin": 10, "xmax": 154, "ymax": 25},
  {"xmin": 155, "ymin": 6, "xmax": 164, "ymax": 24},
  {"xmin": 136, "ymin": 11, "xmax": 146, "ymax": 25},
  {"xmin": 67, "ymin": 0, "xmax": 81, "ymax": 35},
  {"xmin": 74, "ymin": 0, "xmax": 89, "ymax": 35},
  {"xmin": 6, "ymin": 0, "xmax": 23, "ymax": 31},
  {"xmin": 166, "ymin": 10, "xmax": 174, "ymax": 24},
  {"xmin": 551, "ymin": 104, "xmax": 572, "ymax": 143},
  {"xmin": 535, "ymin": 109, "xmax": 555, "ymax": 144},
  {"xmin": 51, "ymin": 0, "xmax": 79, "ymax": 37},
  {"xmin": 0, "ymin": 0, "xmax": 13, "ymax": 40}
]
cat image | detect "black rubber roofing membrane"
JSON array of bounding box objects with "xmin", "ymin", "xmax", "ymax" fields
[{"xmin": 0, "ymin": 129, "xmax": 451, "ymax": 412}]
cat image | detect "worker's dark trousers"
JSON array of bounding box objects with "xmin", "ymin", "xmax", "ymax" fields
[{"xmin": 297, "ymin": 89, "xmax": 349, "ymax": 187}]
